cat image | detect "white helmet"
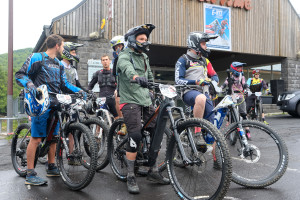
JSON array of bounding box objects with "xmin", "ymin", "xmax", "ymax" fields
[{"xmin": 110, "ymin": 35, "xmax": 125, "ymax": 51}]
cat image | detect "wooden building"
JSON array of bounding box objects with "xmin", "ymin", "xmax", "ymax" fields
[{"xmin": 33, "ymin": 0, "xmax": 300, "ymax": 93}]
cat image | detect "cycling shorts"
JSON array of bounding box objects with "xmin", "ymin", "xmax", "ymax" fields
[
  {"xmin": 183, "ymin": 90, "xmax": 215, "ymax": 123},
  {"xmin": 31, "ymin": 109, "xmax": 59, "ymax": 138}
]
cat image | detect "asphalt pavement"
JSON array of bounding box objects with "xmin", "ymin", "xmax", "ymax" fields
[{"xmin": 0, "ymin": 114, "xmax": 299, "ymax": 200}]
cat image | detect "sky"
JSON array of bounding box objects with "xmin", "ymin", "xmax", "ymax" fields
[
  {"xmin": 0, "ymin": 0, "xmax": 82, "ymax": 54},
  {"xmin": 0, "ymin": 0, "xmax": 300, "ymax": 55}
]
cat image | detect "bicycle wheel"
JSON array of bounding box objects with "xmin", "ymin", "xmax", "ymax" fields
[
  {"xmin": 82, "ymin": 117, "xmax": 110, "ymax": 171},
  {"xmin": 166, "ymin": 118, "xmax": 232, "ymax": 200},
  {"xmin": 11, "ymin": 123, "xmax": 38, "ymax": 177},
  {"xmin": 224, "ymin": 120, "xmax": 289, "ymax": 188},
  {"xmin": 228, "ymin": 130, "xmax": 238, "ymax": 146},
  {"xmin": 107, "ymin": 118, "xmax": 128, "ymax": 181},
  {"xmin": 56, "ymin": 122, "xmax": 97, "ymax": 191}
]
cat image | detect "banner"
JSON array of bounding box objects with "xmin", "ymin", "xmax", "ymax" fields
[{"xmin": 204, "ymin": 3, "xmax": 231, "ymax": 51}]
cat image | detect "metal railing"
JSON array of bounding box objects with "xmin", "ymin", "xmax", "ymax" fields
[{"xmin": 0, "ymin": 117, "xmax": 28, "ymax": 134}]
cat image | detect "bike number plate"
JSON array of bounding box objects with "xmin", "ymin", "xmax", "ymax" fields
[
  {"xmin": 159, "ymin": 84, "xmax": 177, "ymax": 98},
  {"xmin": 57, "ymin": 94, "xmax": 72, "ymax": 104}
]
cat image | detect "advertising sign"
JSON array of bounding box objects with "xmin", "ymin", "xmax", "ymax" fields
[{"xmin": 204, "ymin": 3, "xmax": 231, "ymax": 51}]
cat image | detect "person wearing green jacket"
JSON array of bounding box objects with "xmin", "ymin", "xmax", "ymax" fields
[{"xmin": 116, "ymin": 24, "xmax": 170, "ymax": 194}]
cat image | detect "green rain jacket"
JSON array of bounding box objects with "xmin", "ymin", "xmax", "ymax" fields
[{"xmin": 116, "ymin": 48, "xmax": 154, "ymax": 106}]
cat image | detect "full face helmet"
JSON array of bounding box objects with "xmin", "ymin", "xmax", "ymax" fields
[
  {"xmin": 230, "ymin": 62, "xmax": 246, "ymax": 77},
  {"xmin": 187, "ymin": 31, "xmax": 218, "ymax": 58},
  {"xmin": 61, "ymin": 42, "xmax": 83, "ymax": 63},
  {"xmin": 252, "ymin": 69, "xmax": 260, "ymax": 76},
  {"xmin": 124, "ymin": 24, "xmax": 155, "ymax": 53},
  {"xmin": 24, "ymin": 84, "xmax": 50, "ymax": 117}
]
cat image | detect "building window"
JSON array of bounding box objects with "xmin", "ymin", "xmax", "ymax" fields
[{"xmin": 152, "ymin": 66, "xmax": 175, "ymax": 84}]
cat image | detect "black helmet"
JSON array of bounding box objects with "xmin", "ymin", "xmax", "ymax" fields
[
  {"xmin": 124, "ymin": 24, "xmax": 155, "ymax": 53},
  {"xmin": 187, "ymin": 32, "xmax": 218, "ymax": 58},
  {"xmin": 62, "ymin": 42, "xmax": 83, "ymax": 63}
]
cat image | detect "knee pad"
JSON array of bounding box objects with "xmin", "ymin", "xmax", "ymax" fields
[{"xmin": 126, "ymin": 132, "xmax": 142, "ymax": 153}]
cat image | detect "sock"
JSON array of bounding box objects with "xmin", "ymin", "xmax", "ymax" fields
[
  {"xmin": 262, "ymin": 118, "xmax": 265, "ymax": 121},
  {"xmin": 26, "ymin": 169, "xmax": 36, "ymax": 176},
  {"xmin": 213, "ymin": 153, "xmax": 217, "ymax": 161},
  {"xmin": 126, "ymin": 158, "xmax": 135, "ymax": 177},
  {"xmin": 48, "ymin": 163, "xmax": 56, "ymax": 170},
  {"xmin": 246, "ymin": 129, "xmax": 250, "ymax": 134}
]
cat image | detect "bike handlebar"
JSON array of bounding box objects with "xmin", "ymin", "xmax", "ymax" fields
[{"xmin": 130, "ymin": 80, "xmax": 160, "ymax": 88}]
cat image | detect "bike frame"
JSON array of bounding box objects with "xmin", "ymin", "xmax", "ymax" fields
[
  {"xmin": 37, "ymin": 93, "xmax": 87, "ymax": 159},
  {"xmin": 95, "ymin": 97, "xmax": 114, "ymax": 126},
  {"xmin": 204, "ymin": 73, "xmax": 251, "ymax": 151},
  {"xmin": 142, "ymin": 90, "xmax": 198, "ymax": 167}
]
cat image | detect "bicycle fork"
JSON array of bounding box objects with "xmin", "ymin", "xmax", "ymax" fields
[
  {"xmin": 168, "ymin": 106, "xmax": 199, "ymax": 166},
  {"xmin": 231, "ymin": 106, "xmax": 250, "ymax": 152}
]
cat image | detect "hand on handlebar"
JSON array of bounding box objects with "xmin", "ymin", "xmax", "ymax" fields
[
  {"xmin": 196, "ymin": 78, "xmax": 211, "ymax": 86},
  {"xmin": 79, "ymin": 90, "xmax": 87, "ymax": 100},
  {"xmin": 135, "ymin": 76, "xmax": 148, "ymax": 88}
]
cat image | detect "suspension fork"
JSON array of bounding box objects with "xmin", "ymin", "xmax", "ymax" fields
[
  {"xmin": 168, "ymin": 106, "xmax": 198, "ymax": 165},
  {"xmin": 231, "ymin": 106, "xmax": 250, "ymax": 150},
  {"xmin": 58, "ymin": 112, "xmax": 71, "ymax": 157}
]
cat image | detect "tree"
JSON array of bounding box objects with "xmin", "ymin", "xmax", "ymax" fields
[{"xmin": 0, "ymin": 48, "xmax": 33, "ymax": 114}]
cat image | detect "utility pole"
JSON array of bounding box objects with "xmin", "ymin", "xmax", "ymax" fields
[{"xmin": 7, "ymin": 0, "xmax": 13, "ymax": 133}]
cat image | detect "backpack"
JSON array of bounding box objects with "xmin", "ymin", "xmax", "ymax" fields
[
  {"xmin": 112, "ymin": 53, "xmax": 137, "ymax": 97},
  {"xmin": 112, "ymin": 57, "xmax": 119, "ymax": 77},
  {"xmin": 112, "ymin": 53, "xmax": 137, "ymax": 77}
]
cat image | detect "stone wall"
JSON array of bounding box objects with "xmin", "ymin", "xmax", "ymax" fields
[
  {"xmin": 74, "ymin": 37, "xmax": 113, "ymax": 89},
  {"xmin": 281, "ymin": 58, "xmax": 300, "ymax": 91}
]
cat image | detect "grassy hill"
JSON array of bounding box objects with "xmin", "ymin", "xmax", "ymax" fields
[{"xmin": 0, "ymin": 48, "xmax": 33, "ymax": 114}]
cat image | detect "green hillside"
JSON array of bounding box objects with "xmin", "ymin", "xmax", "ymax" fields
[{"xmin": 0, "ymin": 48, "xmax": 33, "ymax": 114}]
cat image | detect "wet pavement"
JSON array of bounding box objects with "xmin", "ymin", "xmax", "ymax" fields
[{"xmin": 1, "ymin": 114, "xmax": 300, "ymax": 200}]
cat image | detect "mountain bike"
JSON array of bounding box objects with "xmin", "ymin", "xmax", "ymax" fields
[
  {"xmin": 108, "ymin": 81, "xmax": 232, "ymax": 199},
  {"xmin": 11, "ymin": 92, "xmax": 98, "ymax": 190},
  {"xmin": 80, "ymin": 95, "xmax": 119, "ymax": 171},
  {"xmin": 66, "ymin": 94, "xmax": 110, "ymax": 171},
  {"xmin": 207, "ymin": 70, "xmax": 289, "ymax": 188},
  {"xmin": 247, "ymin": 91, "xmax": 263, "ymax": 121}
]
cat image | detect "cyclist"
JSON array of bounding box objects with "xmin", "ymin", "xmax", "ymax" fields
[
  {"xmin": 15, "ymin": 34, "xmax": 87, "ymax": 186},
  {"xmin": 61, "ymin": 42, "xmax": 88, "ymax": 92},
  {"xmin": 221, "ymin": 62, "xmax": 251, "ymax": 138},
  {"xmin": 175, "ymin": 32, "xmax": 219, "ymax": 152},
  {"xmin": 246, "ymin": 69, "xmax": 269, "ymax": 125},
  {"xmin": 116, "ymin": 24, "xmax": 170, "ymax": 194},
  {"xmin": 88, "ymin": 55, "xmax": 119, "ymax": 119},
  {"xmin": 110, "ymin": 35, "xmax": 127, "ymax": 135},
  {"xmin": 61, "ymin": 42, "xmax": 88, "ymax": 165}
]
